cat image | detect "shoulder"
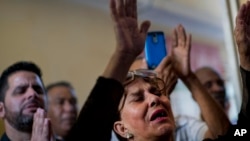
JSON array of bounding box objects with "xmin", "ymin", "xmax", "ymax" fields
[
  {"xmin": 175, "ymin": 115, "xmax": 205, "ymax": 127},
  {"xmin": 175, "ymin": 115, "xmax": 208, "ymax": 141}
]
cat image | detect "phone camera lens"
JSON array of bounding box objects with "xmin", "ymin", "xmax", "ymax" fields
[{"xmin": 153, "ymin": 34, "xmax": 158, "ymax": 43}]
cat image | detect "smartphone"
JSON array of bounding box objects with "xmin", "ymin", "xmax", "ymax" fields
[{"xmin": 145, "ymin": 31, "xmax": 167, "ymax": 70}]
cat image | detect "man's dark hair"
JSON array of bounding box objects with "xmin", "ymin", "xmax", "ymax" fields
[
  {"xmin": 46, "ymin": 81, "xmax": 74, "ymax": 93},
  {"xmin": 0, "ymin": 61, "xmax": 43, "ymax": 102}
]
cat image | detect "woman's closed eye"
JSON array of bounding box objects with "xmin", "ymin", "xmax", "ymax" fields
[
  {"xmin": 128, "ymin": 91, "xmax": 144, "ymax": 102},
  {"xmin": 149, "ymin": 86, "xmax": 162, "ymax": 96}
]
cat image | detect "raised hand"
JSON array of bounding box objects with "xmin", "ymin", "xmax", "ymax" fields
[
  {"xmin": 129, "ymin": 56, "xmax": 177, "ymax": 95},
  {"xmin": 171, "ymin": 25, "xmax": 192, "ymax": 78},
  {"xmin": 110, "ymin": 0, "xmax": 151, "ymax": 57},
  {"xmin": 155, "ymin": 56, "xmax": 178, "ymax": 95},
  {"xmin": 31, "ymin": 108, "xmax": 54, "ymax": 141},
  {"xmin": 234, "ymin": 1, "xmax": 250, "ymax": 70}
]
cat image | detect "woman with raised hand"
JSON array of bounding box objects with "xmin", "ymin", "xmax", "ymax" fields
[{"xmin": 65, "ymin": 0, "xmax": 231, "ymax": 140}]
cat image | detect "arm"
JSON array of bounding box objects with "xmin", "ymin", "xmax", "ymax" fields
[
  {"xmin": 171, "ymin": 25, "xmax": 230, "ymax": 139},
  {"xmin": 183, "ymin": 73, "xmax": 230, "ymax": 139},
  {"xmin": 234, "ymin": 0, "xmax": 250, "ymax": 126},
  {"xmin": 238, "ymin": 67, "xmax": 250, "ymax": 126},
  {"xmin": 65, "ymin": 0, "xmax": 150, "ymax": 140},
  {"xmin": 103, "ymin": 0, "xmax": 150, "ymax": 83},
  {"xmin": 65, "ymin": 77, "xmax": 124, "ymax": 141},
  {"xmin": 202, "ymin": 1, "xmax": 250, "ymax": 140}
]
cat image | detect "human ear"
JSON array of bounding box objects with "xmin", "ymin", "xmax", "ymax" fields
[
  {"xmin": 114, "ymin": 121, "xmax": 128, "ymax": 139},
  {"xmin": 0, "ymin": 102, "xmax": 5, "ymax": 118}
]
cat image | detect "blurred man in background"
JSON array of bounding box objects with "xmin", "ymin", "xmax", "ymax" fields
[{"xmin": 46, "ymin": 81, "xmax": 78, "ymax": 141}]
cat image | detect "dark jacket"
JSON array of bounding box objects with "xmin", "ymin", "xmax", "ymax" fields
[
  {"xmin": 64, "ymin": 68, "xmax": 250, "ymax": 141},
  {"xmin": 0, "ymin": 133, "xmax": 10, "ymax": 141},
  {"xmin": 65, "ymin": 77, "xmax": 124, "ymax": 141}
]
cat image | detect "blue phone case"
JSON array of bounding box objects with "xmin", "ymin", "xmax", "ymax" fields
[{"xmin": 145, "ymin": 31, "xmax": 167, "ymax": 70}]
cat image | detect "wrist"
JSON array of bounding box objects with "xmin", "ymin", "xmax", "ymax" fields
[
  {"xmin": 115, "ymin": 41, "xmax": 143, "ymax": 58},
  {"xmin": 180, "ymin": 72, "xmax": 196, "ymax": 82},
  {"xmin": 180, "ymin": 72, "xmax": 206, "ymax": 101},
  {"xmin": 181, "ymin": 72, "xmax": 199, "ymax": 90},
  {"xmin": 112, "ymin": 50, "xmax": 138, "ymax": 63},
  {"xmin": 102, "ymin": 51, "xmax": 137, "ymax": 83}
]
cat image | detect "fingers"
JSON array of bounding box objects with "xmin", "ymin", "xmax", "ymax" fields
[
  {"xmin": 131, "ymin": 0, "xmax": 137, "ymax": 19},
  {"xmin": 245, "ymin": 1, "xmax": 250, "ymax": 25},
  {"xmin": 110, "ymin": 0, "xmax": 126, "ymax": 21},
  {"xmin": 110, "ymin": 0, "xmax": 118, "ymax": 21},
  {"xmin": 236, "ymin": 4, "xmax": 247, "ymax": 24},
  {"xmin": 236, "ymin": 3, "xmax": 245, "ymax": 24},
  {"xmin": 161, "ymin": 67, "xmax": 177, "ymax": 95},
  {"xmin": 236, "ymin": 1, "xmax": 250, "ymax": 26},
  {"xmin": 187, "ymin": 34, "xmax": 192, "ymax": 53},
  {"xmin": 124, "ymin": 0, "xmax": 137, "ymax": 19},
  {"xmin": 235, "ymin": 4, "xmax": 245, "ymax": 39},
  {"xmin": 140, "ymin": 20, "xmax": 151, "ymax": 34},
  {"xmin": 152, "ymin": 55, "xmax": 178, "ymax": 95},
  {"xmin": 110, "ymin": 0, "xmax": 138, "ymax": 21},
  {"xmin": 171, "ymin": 28, "xmax": 177, "ymax": 48},
  {"xmin": 172, "ymin": 24, "xmax": 191, "ymax": 49},
  {"xmin": 166, "ymin": 73, "xmax": 178, "ymax": 95},
  {"xmin": 32, "ymin": 108, "xmax": 51, "ymax": 141},
  {"xmin": 235, "ymin": 1, "xmax": 250, "ymax": 43},
  {"xmin": 117, "ymin": 0, "xmax": 125, "ymax": 17},
  {"xmin": 33, "ymin": 108, "xmax": 45, "ymax": 135},
  {"xmin": 154, "ymin": 56, "xmax": 174, "ymax": 82},
  {"xmin": 125, "ymin": 0, "xmax": 130, "ymax": 17},
  {"xmin": 43, "ymin": 119, "xmax": 50, "ymax": 139},
  {"xmin": 177, "ymin": 25, "xmax": 186, "ymax": 47}
]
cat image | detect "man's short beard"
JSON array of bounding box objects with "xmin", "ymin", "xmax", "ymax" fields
[{"xmin": 5, "ymin": 107, "xmax": 33, "ymax": 133}]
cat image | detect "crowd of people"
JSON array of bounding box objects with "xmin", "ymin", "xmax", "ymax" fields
[{"xmin": 0, "ymin": 0, "xmax": 250, "ymax": 141}]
